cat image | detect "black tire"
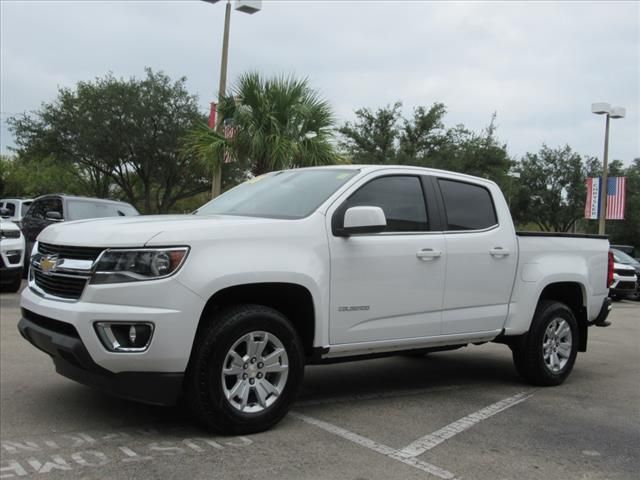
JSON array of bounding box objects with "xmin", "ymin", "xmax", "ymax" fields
[
  {"xmin": 186, "ymin": 304, "xmax": 305, "ymax": 434},
  {"xmin": 512, "ymin": 300, "xmax": 579, "ymax": 386}
]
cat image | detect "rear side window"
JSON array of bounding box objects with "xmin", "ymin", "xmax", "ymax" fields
[
  {"xmin": 438, "ymin": 179, "xmax": 497, "ymax": 231},
  {"xmin": 344, "ymin": 175, "xmax": 428, "ymax": 232}
]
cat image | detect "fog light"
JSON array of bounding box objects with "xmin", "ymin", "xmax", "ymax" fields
[{"xmin": 95, "ymin": 322, "xmax": 154, "ymax": 352}]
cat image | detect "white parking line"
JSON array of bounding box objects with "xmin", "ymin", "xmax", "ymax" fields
[
  {"xmin": 398, "ymin": 391, "xmax": 533, "ymax": 458},
  {"xmin": 295, "ymin": 384, "xmax": 465, "ymax": 407},
  {"xmin": 290, "ymin": 412, "xmax": 458, "ymax": 480}
]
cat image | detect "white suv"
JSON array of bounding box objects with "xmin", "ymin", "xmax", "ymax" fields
[
  {"xmin": 0, "ymin": 218, "xmax": 25, "ymax": 292},
  {"xmin": 0, "ymin": 198, "xmax": 33, "ymax": 225}
]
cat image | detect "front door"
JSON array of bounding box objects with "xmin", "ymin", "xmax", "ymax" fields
[{"xmin": 327, "ymin": 174, "xmax": 446, "ymax": 344}]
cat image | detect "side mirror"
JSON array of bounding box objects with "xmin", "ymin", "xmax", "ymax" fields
[
  {"xmin": 45, "ymin": 211, "xmax": 63, "ymax": 221},
  {"xmin": 339, "ymin": 206, "xmax": 387, "ymax": 236},
  {"xmin": 0, "ymin": 207, "xmax": 10, "ymax": 218}
]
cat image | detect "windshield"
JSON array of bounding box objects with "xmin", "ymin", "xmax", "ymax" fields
[
  {"xmin": 195, "ymin": 169, "xmax": 359, "ymax": 219},
  {"xmin": 612, "ymin": 248, "xmax": 639, "ymax": 266},
  {"xmin": 67, "ymin": 200, "xmax": 139, "ymax": 221}
]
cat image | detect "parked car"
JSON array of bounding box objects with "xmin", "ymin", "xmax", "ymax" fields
[
  {"xmin": 610, "ymin": 244, "xmax": 638, "ymax": 262},
  {"xmin": 20, "ymin": 194, "xmax": 139, "ymax": 262},
  {"xmin": 611, "ymin": 248, "xmax": 640, "ymax": 300},
  {"xmin": 0, "ymin": 216, "xmax": 25, "ymax": 292},
  {"xmin": 18, "ymin": 166, "xmax": 612, "ymax": 434},
  {"xmin": 0, "ymin": 198, "xmax": 33, "ymax": 225}
]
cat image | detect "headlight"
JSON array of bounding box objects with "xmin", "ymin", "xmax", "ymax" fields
[
  {"xmin": 91, "ymin": 247, "xmax": 189, "ymax": 284},
  {"xmin": 0, "ymin": 229, "xmax": 21, "ymax": 239}
]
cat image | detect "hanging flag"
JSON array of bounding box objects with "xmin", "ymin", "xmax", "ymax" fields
[
  {"xmin": 606, "ymin": 177, "xmax": 626, "ymax": 220},
  {"xmin": 585, "ymin": 177, "xmax": 599, "ymax": 220},
  {"xmin": 223, "ymin": 118, "xmax": 237, "ymax": 164},
  {"xmin": 208, "ymin": 102, "xmax": 217, "ymax": 129},
  {"xmin": 584, "ymin": 177, "xmax": 626, "ymax": 220}
]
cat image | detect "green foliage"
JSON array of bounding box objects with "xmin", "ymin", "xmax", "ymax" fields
[
  {"xmin": 0, "ymin": 154, "xmax": 88, "ymax": 198},
  {"xmin": 511, "ymin": 145, "xmax": 597, "ymax": 232},
  {"xmin": 339, "ymin": 102, "xmax": 404, "ymax": 164},
  {"xmin": 184, "ymin": 72, "xmax": 338, "ymax": 178},
  {"xmin": 9, "ymin": 68, "xmax": 209, "ymax": 213},
  {"xmin": 609, "ymin": 158, "xmax": 640, "ymax": 247},
  {"xmin": 338, "ymin": 103, "xmax": 512, "ymax": 185}
]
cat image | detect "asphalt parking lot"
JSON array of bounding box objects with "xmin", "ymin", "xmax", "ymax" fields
[{"xmin": 1, "ymin": 284, "xmax": 638, "ymax": 480}]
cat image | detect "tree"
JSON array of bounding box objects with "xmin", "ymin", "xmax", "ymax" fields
[
  {"xmin": 582, "ymin": 158, "xmax": 639, "ymax": 245},
  {"xmin": 185, "ymin": 72, "xmax": 338, "ymax": 179},
  {"xmin": 339, "ymin": 102, "xmax": 403, "ymax": 164},
  {"xmin": 511, "ymin": 145, "xmax": 595, "ymax": 232},
  {"xmin": 0, "ymin": 154, "xmax": 88, "ymax": 198},
  {"xmin": 338, "ymin": 103, "xmax": 512, "ymax": 185},
  {"xmin": 9, "ymin": 68, "xmax": 210, "ymax": 213}
]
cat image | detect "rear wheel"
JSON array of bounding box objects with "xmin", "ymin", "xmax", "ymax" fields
[
  {"xmin": 512, "ymin": 301, "xmax": 578, "ymax": 386},
  {"xmin": 186, "ymin": 304, "xmax": 304, "ymax": 434}
]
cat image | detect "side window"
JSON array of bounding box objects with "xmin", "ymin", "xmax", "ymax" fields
[
  {"xmin": 4, "ymin": 202, "xmax": 16, "ymax": 216},
  {"xmin": 26, "ymin": 200, "xmax": 46, "ymax": 219},
  {"xmin": 438, "ymin": 179, "xmax": 497, "ymax": 231},
  {"xmin": 344, "ymin": 175, "xmax": 428, "ymax": 232},
  {"xmin": 44, "ymin": 198, "xmax": 63, "ymax": 216}
]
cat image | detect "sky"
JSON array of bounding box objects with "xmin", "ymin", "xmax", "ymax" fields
[{"xmin": 1, "ymin": 0, "xmax": 639, "ymax": 165}]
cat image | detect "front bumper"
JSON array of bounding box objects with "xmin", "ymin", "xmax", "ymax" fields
[
  {"xmin": 18, "ymin": 309, "xmax": 183, "ymax": 405},
  {"xmin": 20, "ymin": 277, "xmax": 206, "ymax": 374}
]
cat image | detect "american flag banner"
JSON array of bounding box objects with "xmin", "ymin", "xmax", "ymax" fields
[
  {"xmin": 223, "ymin": 118, "xmax": 237, "ymax": 164},
  {"xmin": 605, "ymin": 176, "xmax": 626, "ymax": 220},
  {"xmin": 584, "ymin": 177, "xmax": 626, "ymax": 220}
]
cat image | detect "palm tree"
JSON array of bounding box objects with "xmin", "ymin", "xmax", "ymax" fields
[{"xmin": 185, "ymin": 72, "xmax": 338, "ymax": 179}]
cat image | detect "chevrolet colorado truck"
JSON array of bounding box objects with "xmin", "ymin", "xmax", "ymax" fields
[{"xmin": 19, "ymin": 166, "xmax": 612, "ymax": 434}]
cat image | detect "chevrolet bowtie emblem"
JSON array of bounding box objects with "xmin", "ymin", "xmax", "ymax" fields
[{"xmin": 40, "ymin": 255, "xmax": 58, "ymax": 274}]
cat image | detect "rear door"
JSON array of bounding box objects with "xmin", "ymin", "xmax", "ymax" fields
[{"xmin": 435, "ymin": 178, "xmax": 517, "ymax": 334}]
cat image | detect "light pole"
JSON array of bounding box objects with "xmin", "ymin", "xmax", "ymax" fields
[
  {"xmin": 507, "ymin": 171, "xmax": 520, "ymax": 210},
  {"xmin": 591, "ymin": 102, "xmax": 625, "ymax": 235},
  {"xmin": 203, "ymin": 0, "xmax": 261, "ymax": 198}
]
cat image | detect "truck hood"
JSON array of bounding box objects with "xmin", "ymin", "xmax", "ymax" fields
[{"xmin": 37, "ymin": 214, "xmax": 283, "ymax": 247}]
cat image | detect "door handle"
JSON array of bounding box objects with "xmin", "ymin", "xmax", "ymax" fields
[
  {"xmin": 489, "ymin": 247, "xmax": 510, "ymax": 257},
  {"xmin": 417, "ymin": 248, "xmax": 442, "ymax": 260}
]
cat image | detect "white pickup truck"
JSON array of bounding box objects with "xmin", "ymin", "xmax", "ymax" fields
[{"xmin": 19, "ymin": 165, "xmax": 613, "ymax": 434}]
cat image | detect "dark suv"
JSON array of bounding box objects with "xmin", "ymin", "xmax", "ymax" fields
[{"xmin": 21, "ymin": 194, "xmax": 139, "ymax": 260}]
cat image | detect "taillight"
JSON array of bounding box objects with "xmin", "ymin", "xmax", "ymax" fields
[{"xmin": 607, "ymin": 250, "xmax": 614, "ymax": 288}]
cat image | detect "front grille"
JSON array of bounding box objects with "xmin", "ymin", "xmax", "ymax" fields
[
  {"xmin": 38, "ymin": 243, "xmax": 104, "ymax": 261},
  {"xmin": 615, "ymin": 269, "xmax": 635, "ymax": 277},
  {"xmin": 33, "ymin": 270, "xmax": 88, "ymax": 300},
  {"xmin": 21, "ymin": 308, "xmax": 79, "ymax": 338},
  {"xmin": 616, "ymin": 281, "xmax": 637, "ymax": 291}
]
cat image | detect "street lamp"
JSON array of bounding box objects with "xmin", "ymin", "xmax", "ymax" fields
[
  {"xmin": 591, "ymin": 102, "xmax": 625, "ymax": 235},
  {"xmin": 203, "ymin": 0, "xmax": 262, "ymax": 198}
]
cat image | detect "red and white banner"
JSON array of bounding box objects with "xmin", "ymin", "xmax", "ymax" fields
[{"xmin": 585, "ymin": 177, "xmax": 599, "ymax": 220}]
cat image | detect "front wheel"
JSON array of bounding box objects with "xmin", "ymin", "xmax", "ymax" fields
[
  {"xmin": 512, "ymin": 300, "xmax": 578, "ymax": 386},
  {"xmin": 186, "ymin": 304, "xmax": 305, "ymax": 434}
]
